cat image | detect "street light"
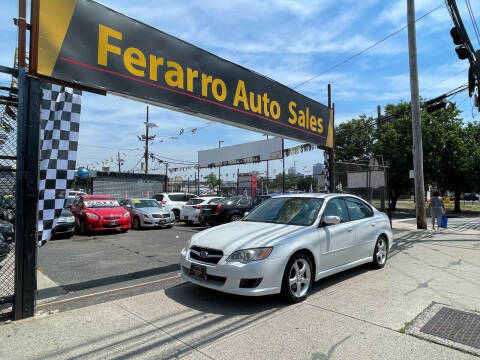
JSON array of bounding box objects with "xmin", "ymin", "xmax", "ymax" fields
[
  {"xmin": 218, "ymin": 140, "xmax": 224, "ymax": 194},
  {"xmin": 138, "ymin": 106, "xmax": 157, "ymax": 174}
]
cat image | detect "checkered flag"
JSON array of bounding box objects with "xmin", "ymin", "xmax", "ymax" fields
[
  {"xmin": 324, "ymin": 150, "xmax": 330, "ymax": 192},
  {"xmin": 38, "ymin": 82, "xmax": 82, "ymax": 246}
]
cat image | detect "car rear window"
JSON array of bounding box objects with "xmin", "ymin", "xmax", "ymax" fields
[
  {"xmin": 186, "ymin": 199, "xmax": 203, "ymax": 205},
  {"xmin": 169, "ymin": 194, "xmax": 187, "ymax": 201},
  {"xmin": 208, "ymin": 198, "xmax": 223, "ymax": 204}
]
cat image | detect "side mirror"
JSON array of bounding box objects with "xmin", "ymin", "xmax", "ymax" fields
[{"xmin": 323, "ymin": 215, "xmax": 341, "ymax": 226}]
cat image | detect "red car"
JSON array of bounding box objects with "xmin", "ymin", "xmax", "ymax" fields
[{"xmin": 70, "ymin": 195, "xmax": 131, "ymax": 234}]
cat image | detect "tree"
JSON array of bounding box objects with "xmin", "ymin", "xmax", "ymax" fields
[
  {"xmin": 204, "ymin": 173, "xmax": 222, "ymax": 189},
  {"xmin": 335, "ymin": 115, "xmax": 376, "ymax": 162}
]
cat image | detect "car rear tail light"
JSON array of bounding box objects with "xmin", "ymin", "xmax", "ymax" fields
[
  {"xmin": 215, "ymin": 204, "xmax": 221, "ymax": 214},
  {"xmin": 193, "ymin": 205, "xmax": 201, "ymax": 209},
  {"xmin": 161, "ymin": 200, "xmax": 167, "ymax": 205}
]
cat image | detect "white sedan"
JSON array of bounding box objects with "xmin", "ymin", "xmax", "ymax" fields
[
  {"xmin": 180, "ymin": 197, "xmax": 223, "ymax": 225},
  {"xmin": 181, "ymin": 193, "xmax": 393, "ymax": 302}
]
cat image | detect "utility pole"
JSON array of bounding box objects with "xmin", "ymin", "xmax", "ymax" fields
[
  {"xmin": 115, "ymin": 151, "xmax": 124, "ymax": 173},
  {"xmin": 218, "ymin": 140, "xmax": 224, "ymax": 194},
  {"xmin": 407, "ymin": 0, "xmax": 427, "ymax": 229},
  {"xmin": 266, "ymin": 134, "xmax": 269, "ymax": 194},
  {"xmin": 165, "ymin": 163, "xmax": 169, "ymax": 192},
  {"xmin": 282, "ymin": 138, "xmax": 285, "ymax": 193},
  {"xmin": 138, "ymin": 106, "xmax": 157, "ymax": 174}
]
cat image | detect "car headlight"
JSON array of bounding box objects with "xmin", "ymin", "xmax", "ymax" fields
[
  {"xmin": 67, "ymin": 216, "xmax": 75, "ymax": 223},
  {"xmin": 185, "ymin": 237, "xmax": 192, "ymax": 250},
  {"xmin": 86, "ymin": 213, "xmax": 99, "ymax": 220},
  {"xmin": 124, "ymin": 212, "xmax": 130, "ymax": 218},
  {"xmin": 226, "ymin": 247, "xmax": 273, "ymax": 264}
]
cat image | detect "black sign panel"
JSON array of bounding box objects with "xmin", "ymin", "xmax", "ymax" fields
[{"xmin": 34, "ymin": 0, "xmax": 333, "ymax": 147}]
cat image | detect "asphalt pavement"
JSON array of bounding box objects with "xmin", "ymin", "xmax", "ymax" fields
[{"xmin": 37, "ymin": 223, "xmax": 205, "ymax": 311}]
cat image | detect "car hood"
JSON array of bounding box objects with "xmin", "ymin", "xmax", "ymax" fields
[
  {"xmin": 135, "ymin": 207, "xmax": 169, "ymax": 215},
  {"xmin": 87, "ymin": 207, "xmax": 127, "ymax": 217},
  {"xmin": 191, "ymin": 221, "xmax": 305, "ymax": 255}
]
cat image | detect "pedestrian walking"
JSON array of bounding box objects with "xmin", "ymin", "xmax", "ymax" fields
[{"xmin": 428, "ymin": 190, "xmax": 445, "ymax": 230}]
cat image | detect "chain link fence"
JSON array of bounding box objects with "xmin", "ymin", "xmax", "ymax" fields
[{"xmin": 0, "ymin": 80, "xmax": 17, "ymax": 319}]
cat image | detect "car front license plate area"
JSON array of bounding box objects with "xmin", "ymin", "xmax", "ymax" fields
[{"xmin": 189, "ymin": 263, "xmax": 207, "ymax": 281}]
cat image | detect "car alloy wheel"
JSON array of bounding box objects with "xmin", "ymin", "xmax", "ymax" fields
[
  {"xmin": 282, "ymin": 253, "xmax": 312, "ymax": 303},
  {"xmin": 133, "ymin": 217, "xmax": 140, "ymax": 230},
  {"xmin": 373, "ymin": 236, "xmax": 388, "ymax": 268}
]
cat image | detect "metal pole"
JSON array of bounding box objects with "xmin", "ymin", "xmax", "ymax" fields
[
  {"xmin": 145, "ymin": 106, "xmax": 149, "ymax": 174},
  {"xmin": 327, "ymin": 84, "xmax": 335, "ymax": 193},
  {"xmin": 218, "ymin": 140, "xmax": 223, "ymax": 195},
  {"xmin": 282, "ymin": 138, "xmax": 285, "ymax": 193},
  {"xmin": 197, "ymin": 166, "xmax": 200, "ymax": 195},
  {"xmin": 117, "ymin": 152, "xmax": 121, "ymax": 173},
  {"xmin": 18, "ymin": 0, "xmax": 27, "ymax": 68},
  {"xmin": 14, "ymin": 68, "xmax": 41, "ymax": 320},
  {"xmin": 266, "ymin": 134, "xmax": 269, "ymax": 194},
  {"xmin": 165, "ymin": 163, "xmax": 168, "ymax": 192},
  {"xmin": 407, "ymin": 0, "xmax": 427, "ymax": 229},
  {"xmin": 237, "ymin": 168, "xmax": 240, "ymax": 195}
]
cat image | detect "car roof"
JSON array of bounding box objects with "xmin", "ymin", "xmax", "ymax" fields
[
  {"xmin": 127, "ymin": 198, "xmax": 158, "ymax": 201},
  {"xmin": 271, "ymin": 193, "xmax": 357, "ymax": 200}
]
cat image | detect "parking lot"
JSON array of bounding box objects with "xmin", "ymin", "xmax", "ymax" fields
[{"xmin": 37, "ymin": 223, "xmax": 205, "ymax": 311}]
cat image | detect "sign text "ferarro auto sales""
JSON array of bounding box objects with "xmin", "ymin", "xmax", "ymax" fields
[{"xmin": 32, "ymin": 0, "xmax": 333, "ymax": 147}]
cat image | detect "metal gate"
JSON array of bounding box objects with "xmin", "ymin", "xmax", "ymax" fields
[{"xmin": 0, "ymin": 67, "xmax": 18, "ymax": 319}]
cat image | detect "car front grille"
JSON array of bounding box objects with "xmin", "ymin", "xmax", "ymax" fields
[
  {"xmin": 189, "ymin": 246, "xmax": 223, "ymax": 265},
  {"xmin": 104, "ymin": 216, "xmax": 121, "ymax": 221},
  {"xmin": 152, "ymin": 214, "xmax": 169, "ymax": 218}
]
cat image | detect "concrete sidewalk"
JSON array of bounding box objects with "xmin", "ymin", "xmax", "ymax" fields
[{"xmin": 2, "ymin": 218, "xmax": 480, "ymax": 359}]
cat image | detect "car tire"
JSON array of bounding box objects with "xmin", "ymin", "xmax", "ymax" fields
[
  {"xmin": 372, "ymin": 235, "xmax": 388, "ymax": 269},
  {"xmin": 199, "ymin": 221, "xmax": 207, "ymax": 226},
  {"xmin": 281, "ymin": 253, "xmax": 313, "ymax": 303},
  {"xmin": 133, "ymin": 217, "xmax": 141, "ymax": 230},
  {"xmin": 173, "ymin": 210, "xmax": 180, "ymax": 222},
  {"xmin": 165, "ymin": 224, "xmax": 173, "ymax": 229},
  {"xmin": 230, "ymin": 214, "xmax": 242, "ymax": 222},
  {"xmin": 80, "ymin": 220, "xmax": 87, "ymax": 236},
  {"xmin": 120, "ymin": 229, "xmax": 128, "ymax": 233},
  {"xmin": 185, "ymin": 220, "xmax": 193, "ymax": 226}
]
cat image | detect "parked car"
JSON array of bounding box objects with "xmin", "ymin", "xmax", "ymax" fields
[
  {"xmin": 0, "ymin": 236, "xmax": 10, "ymax": 263},
  {"xmin": 181, "ymin": 193, "xmax": 393, "ymax": 303},
  {"xmin": 70, "ymin": 195, "xmax": 131, "ymax": 235},
  {"xmin": 0, "ymin": 219, "xmax": 14, "ymax": 244},
  {"xmin": 0, "ymin": 194, "xmax": 15, "ymax": 224},
  {"xmin": 198, "ymin": 196, "xmax": 251, "ymax": 226},
  {"xmin": 120, "ymin": 198, "xmax": 175, "ymax": 230},
  {"xmin": 152, "ymin": 193, "xmax": 198, "ymax": 221},
  {"xmin": 52, "ymin": 208, "xmax": 75, "ymax": 238},
  {"xmin": 463, "ymin": 193, "xmax": 478, "ymax": 201},
  {"xmin": 180, "ymin": 197, "xmax": 223, "ymax": 225}
]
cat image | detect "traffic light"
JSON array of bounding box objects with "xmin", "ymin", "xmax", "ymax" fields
[
  {"xmin": 450, "ymin": 27, "xmax": 463, "ymax": 45},
  {"xmin": 455, "ymin": 45, "xmax": 469, "ymax": 60}
]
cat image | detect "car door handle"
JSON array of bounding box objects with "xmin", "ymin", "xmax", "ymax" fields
[
  {"xmin": 371, "ymin": 223, "xmax": 376, "ymax": 227},
  {"xmin": 347, "ymin": 228, "xmax": 353, "ymax": 232}
]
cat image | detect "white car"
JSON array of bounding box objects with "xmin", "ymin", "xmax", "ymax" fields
[
  {"xmin": 181, "ymin": 193, "xmax": 393, "ymax": 303},
  {"xmin": 153, "ymin": 193, "xmax": 198, "ymax": 221},
  {"xmin": 180, "ymin": 197, "xmax": 223, "ymax": 225}
]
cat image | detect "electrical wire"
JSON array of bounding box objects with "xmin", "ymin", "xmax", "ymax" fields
[
  {"xmin": 420, "ymin": 69, "xmax": 468, "ymax": 91},
  {"xmin": 292, "ymin": 3, "xmax": 445, "ymax": 90},
  {"xmin": 465, "ymin": 0, "xmax": 480, "ymax": 47}
]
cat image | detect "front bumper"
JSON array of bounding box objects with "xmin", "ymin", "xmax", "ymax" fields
[
  {"xmin": 143, "ymin": 216, "xmax": 175, "ymax": 227},
  {"xmin": 86, "ymin": 217, "xmax": 131, "ymax": 231},
  {"xmin": 180, "ymin": 248, "xmax": 286, "ymax": 296},
  {"xmin": 52, "ymin": 222, "xmax": 75, "ymax": 235}
]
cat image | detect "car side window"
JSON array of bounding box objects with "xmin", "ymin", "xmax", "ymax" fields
[
  {"xmin": 345, "ymin": 198, "xmax": 373, "ymax": 221},
  {"xmin": 324, "ymin": 198, "xmax": 349, "ymax": 223},
  {"xmin": 237, "ymin": 198, "xmax": 250, "ymax": 207}
]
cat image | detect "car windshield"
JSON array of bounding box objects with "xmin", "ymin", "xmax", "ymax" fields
[
  {"xmin": 244, "ymin": 197, "xmax": 324, "ymax": 226},
  {"xmin": 132, "ymin": 199, "xmax": 161, "ymax": 208},
  {"xmin": 64, "ymin": 197, "xmax": 74, "ymax": 208},
  {"xmin": 84, "ymin": 199, "xmax": 119, "ymax": 208}
]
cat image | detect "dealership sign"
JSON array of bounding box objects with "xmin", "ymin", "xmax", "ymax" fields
[{"xmin": 32, "ymin": 0, "xmax": 333, "ymax": 147}]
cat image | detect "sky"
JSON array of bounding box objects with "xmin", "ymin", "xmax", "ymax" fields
[{"xmin": 1, "ymin": 0, "xmax": 479, "ymax": 182}]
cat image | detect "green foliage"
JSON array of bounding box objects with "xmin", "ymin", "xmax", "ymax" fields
[
  {"xmin": 204, "ymin": 173, "xmax": 222, "ymax": 189},
  {"xmin": 335, "ymin": 100, "xmax": 480, "ymax": 212}
]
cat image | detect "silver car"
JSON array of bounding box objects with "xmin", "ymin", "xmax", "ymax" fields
[
  {"xmin": 181, "ymin": 193, "xmax": 393, "ymax": 302},
  {"xmin": 121, "ymin": 198, "xmax": 175, "ymax": 229}
]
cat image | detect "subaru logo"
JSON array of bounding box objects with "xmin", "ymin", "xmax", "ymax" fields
[{"xmin": 199, "ymin": 251, "xmax": 209, "ymax": 258}]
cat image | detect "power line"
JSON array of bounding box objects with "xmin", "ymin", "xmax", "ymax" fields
[
  {"xmin": 465, "ymin": 0, "xmax": 480, "ymax": 47},
  {"xmin": 420, "ymin": 68, "xmax": 468, "ymax": 91},
  {"xmin": 293, "ymin": 4, "xmax": 445, "ymax": 90},
  {"xmin": 78, "ymin": 143, "xmax": 140, "ymax": 151}
]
